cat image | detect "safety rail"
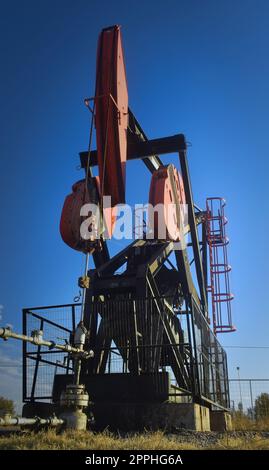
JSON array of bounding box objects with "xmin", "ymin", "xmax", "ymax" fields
[{"xmin": 206, "ymin": 198, "xmax": 235, "ymax": 334}]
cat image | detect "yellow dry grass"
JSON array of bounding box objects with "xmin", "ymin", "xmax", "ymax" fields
[
  {"xmin": 0, "ymin": 429, "xmax": 269, "ymax": 450},
  {"xmin": 232, "ymin": 412, "xmax": 269, "ymax": 431}
]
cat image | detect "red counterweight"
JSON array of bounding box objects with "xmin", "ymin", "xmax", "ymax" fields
[
  {"xmin": 60, "ymin": 178, "xmax": 117, "ymax": 253},
  {"xmin": 60, "ymin": 179, "xmax": 98, "ymax": 253},
  {"xmin": 149, "ymin": 165, "xmax": 186, "ymax": 241}
]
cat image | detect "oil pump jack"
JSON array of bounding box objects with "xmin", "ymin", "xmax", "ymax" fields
[{"xmin": 0, "ymin": 25, "xmax": 235, "ymax": 431}]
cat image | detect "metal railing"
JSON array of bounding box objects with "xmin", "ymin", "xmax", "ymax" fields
[
  {"xmin": 229, "ymin": 379, "xmax": 269, "ymax": 419},
  {"xmin": 22, "ymin": 299, "xmax": 230, "ymax": 410}
]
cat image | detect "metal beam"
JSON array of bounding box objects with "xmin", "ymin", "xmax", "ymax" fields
[
  {"xmin": 80, "ymin": 134, "xmax": 185, "ymax": 170},
  {"xmin": 146, "ymin": 270, "xmax": 192, "ymax": 392},
  {"xmin": 178, "ymin": 142, "xmax": 208, "ymax": 314},
  {"xmin": 127, "ymin": 108, "xmax": 163, "ymax": 173},
  {"xmin": 202, "ymin": 221, "xmax": 208, "ymax": 304}
]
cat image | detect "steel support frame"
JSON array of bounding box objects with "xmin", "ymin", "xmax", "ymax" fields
[
  {"xmin": 80, "ymin": 116, "xmax": 208, "ymax": 321},
  {"xmin": 21, "ymin": 120, "xmax": 230, "ymax": 412}
]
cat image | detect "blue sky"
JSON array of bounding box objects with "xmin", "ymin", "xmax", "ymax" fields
[{"xmin": 0, "ymin": 0, "xmax": 269, "ymax": 410}]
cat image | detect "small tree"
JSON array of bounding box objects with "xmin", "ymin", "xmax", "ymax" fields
[
  {"xmin": 255, "ymin": 393, "xmax": 269, "ymax": 420},
  {"xmin": 238, "ymin": 401, "xmax": 243, "ymax": 413},
  {"xmin": 0, "ymin": 396, "xmax": 15, "ymax": 416}
]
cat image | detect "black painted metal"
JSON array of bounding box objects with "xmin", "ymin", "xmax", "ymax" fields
[
  {"xmin": 22, "ymin": 309, "xmax": 27, "ymax": 402},
  {"xmin": 80, "ymin": 134, "xmax": 185, "ymax": 169},
  {"xmin": 22, "ymin": 300, "xmax": 230, "ymax": 410},
  {"xmin": 22, "ymin": 129, "xmax": 230, "ymax": 414},
  {"xmin": 30, "ymin": 318, "xmax": 43, "ymax": 401},
  {"xmin": 202, "ymin": 220, "xmax": 208, "ymax": 304},
  {"xmin": 178, "ymin": 145, "xmax": 208, "ymax": 314}
]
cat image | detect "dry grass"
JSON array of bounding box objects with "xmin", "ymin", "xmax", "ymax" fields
[
  {"xmin": 0, "ymin": 429, "xmax": 269, "ymax": 450},
  {"xmin": 0, "ymin": 430, "xmax": 197, "ymax": 450},
  {"xmin": 217, "ymin": 436, "xmax": 269, "ymax": 450},
  {"xmin": 232, "ymin": 412, "xmax": 269, "ymax": 431}
]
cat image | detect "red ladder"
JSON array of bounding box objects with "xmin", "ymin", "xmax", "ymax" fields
[{"xmin": 206, "ymin": 198, "xmax": 235, "ymax": 334}]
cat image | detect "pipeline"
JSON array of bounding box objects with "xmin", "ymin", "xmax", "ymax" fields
[
  {"xmin": 0, "ymin": 327, "xmax": 93, "ymax": 359},
  {"xmin": 0, "ymin": 415, "xmax": 64, "ymax": 427},
  {"xmin": 0, "ymin": 325, "xmax": 91, "ymax": 431}
]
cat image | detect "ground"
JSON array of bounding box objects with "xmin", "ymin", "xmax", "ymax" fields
[
  {"xmin": 1, "ymin": 429, "xmax": 269, "ymax": 450},
  {"xmin": 1, "ymin": 415, "xmax": 269, "ymax": 450}
]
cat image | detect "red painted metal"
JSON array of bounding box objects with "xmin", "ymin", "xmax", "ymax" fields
[
  {"xmin": 95, "ymin": 25, "xmax": 128, "ymax": 207},
  {"xmin": 60, "ymin": 179, "xmax": 117, "ymax": 253},
  {"xmin": 149, "ymin": 165, "xmax": 186, "ymax": 241},
  {"xmin": 60, "ymin": 25, "xmax": 128, "ymax": 253},
  {"xmin": 206, "ymin": 197, "xmax": 235, "ymax": 334},
  {"xmin": 60, "ymin": 180, "xmax": 95, "ymax": 253}
]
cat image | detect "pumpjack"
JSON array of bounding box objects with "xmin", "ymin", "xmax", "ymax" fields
[{"xmin": 1, "ymin": 25, "xmax": 235, "ymax": 431}]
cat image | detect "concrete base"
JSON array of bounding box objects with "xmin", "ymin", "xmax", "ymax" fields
[
  {"xmin": 22, "ymin": 400, "xmax": 213, "ymax": 432},
  {"xmin": 210, "ymin": 411, "xmax": 233, "ymax": 431},
  {"xmin": 93, "ymin": 402, "xmax": 210, "ymax": 431}
]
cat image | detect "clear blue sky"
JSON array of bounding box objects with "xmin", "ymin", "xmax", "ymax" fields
[{"xmin": 0, "ymin": 0, "xmax": 269, "ymax": 409}]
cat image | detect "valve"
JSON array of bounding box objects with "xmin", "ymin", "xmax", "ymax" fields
[{"xmin": 74, "ymin": 321, "xmax": 87, "ymax": 349}]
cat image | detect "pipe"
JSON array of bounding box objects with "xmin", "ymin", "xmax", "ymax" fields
[
  {"xmin": 0, "ymin": 415, "xmax": 64, "ymax": 427},
  {"xmin": 0, "ymin": 327, "xmax": 93, "ymax": 359}
]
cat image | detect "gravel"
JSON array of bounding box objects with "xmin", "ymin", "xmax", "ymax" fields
[{"xmin": 166, "ymin": 429, "xmax": 269, "ymax": 447}]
